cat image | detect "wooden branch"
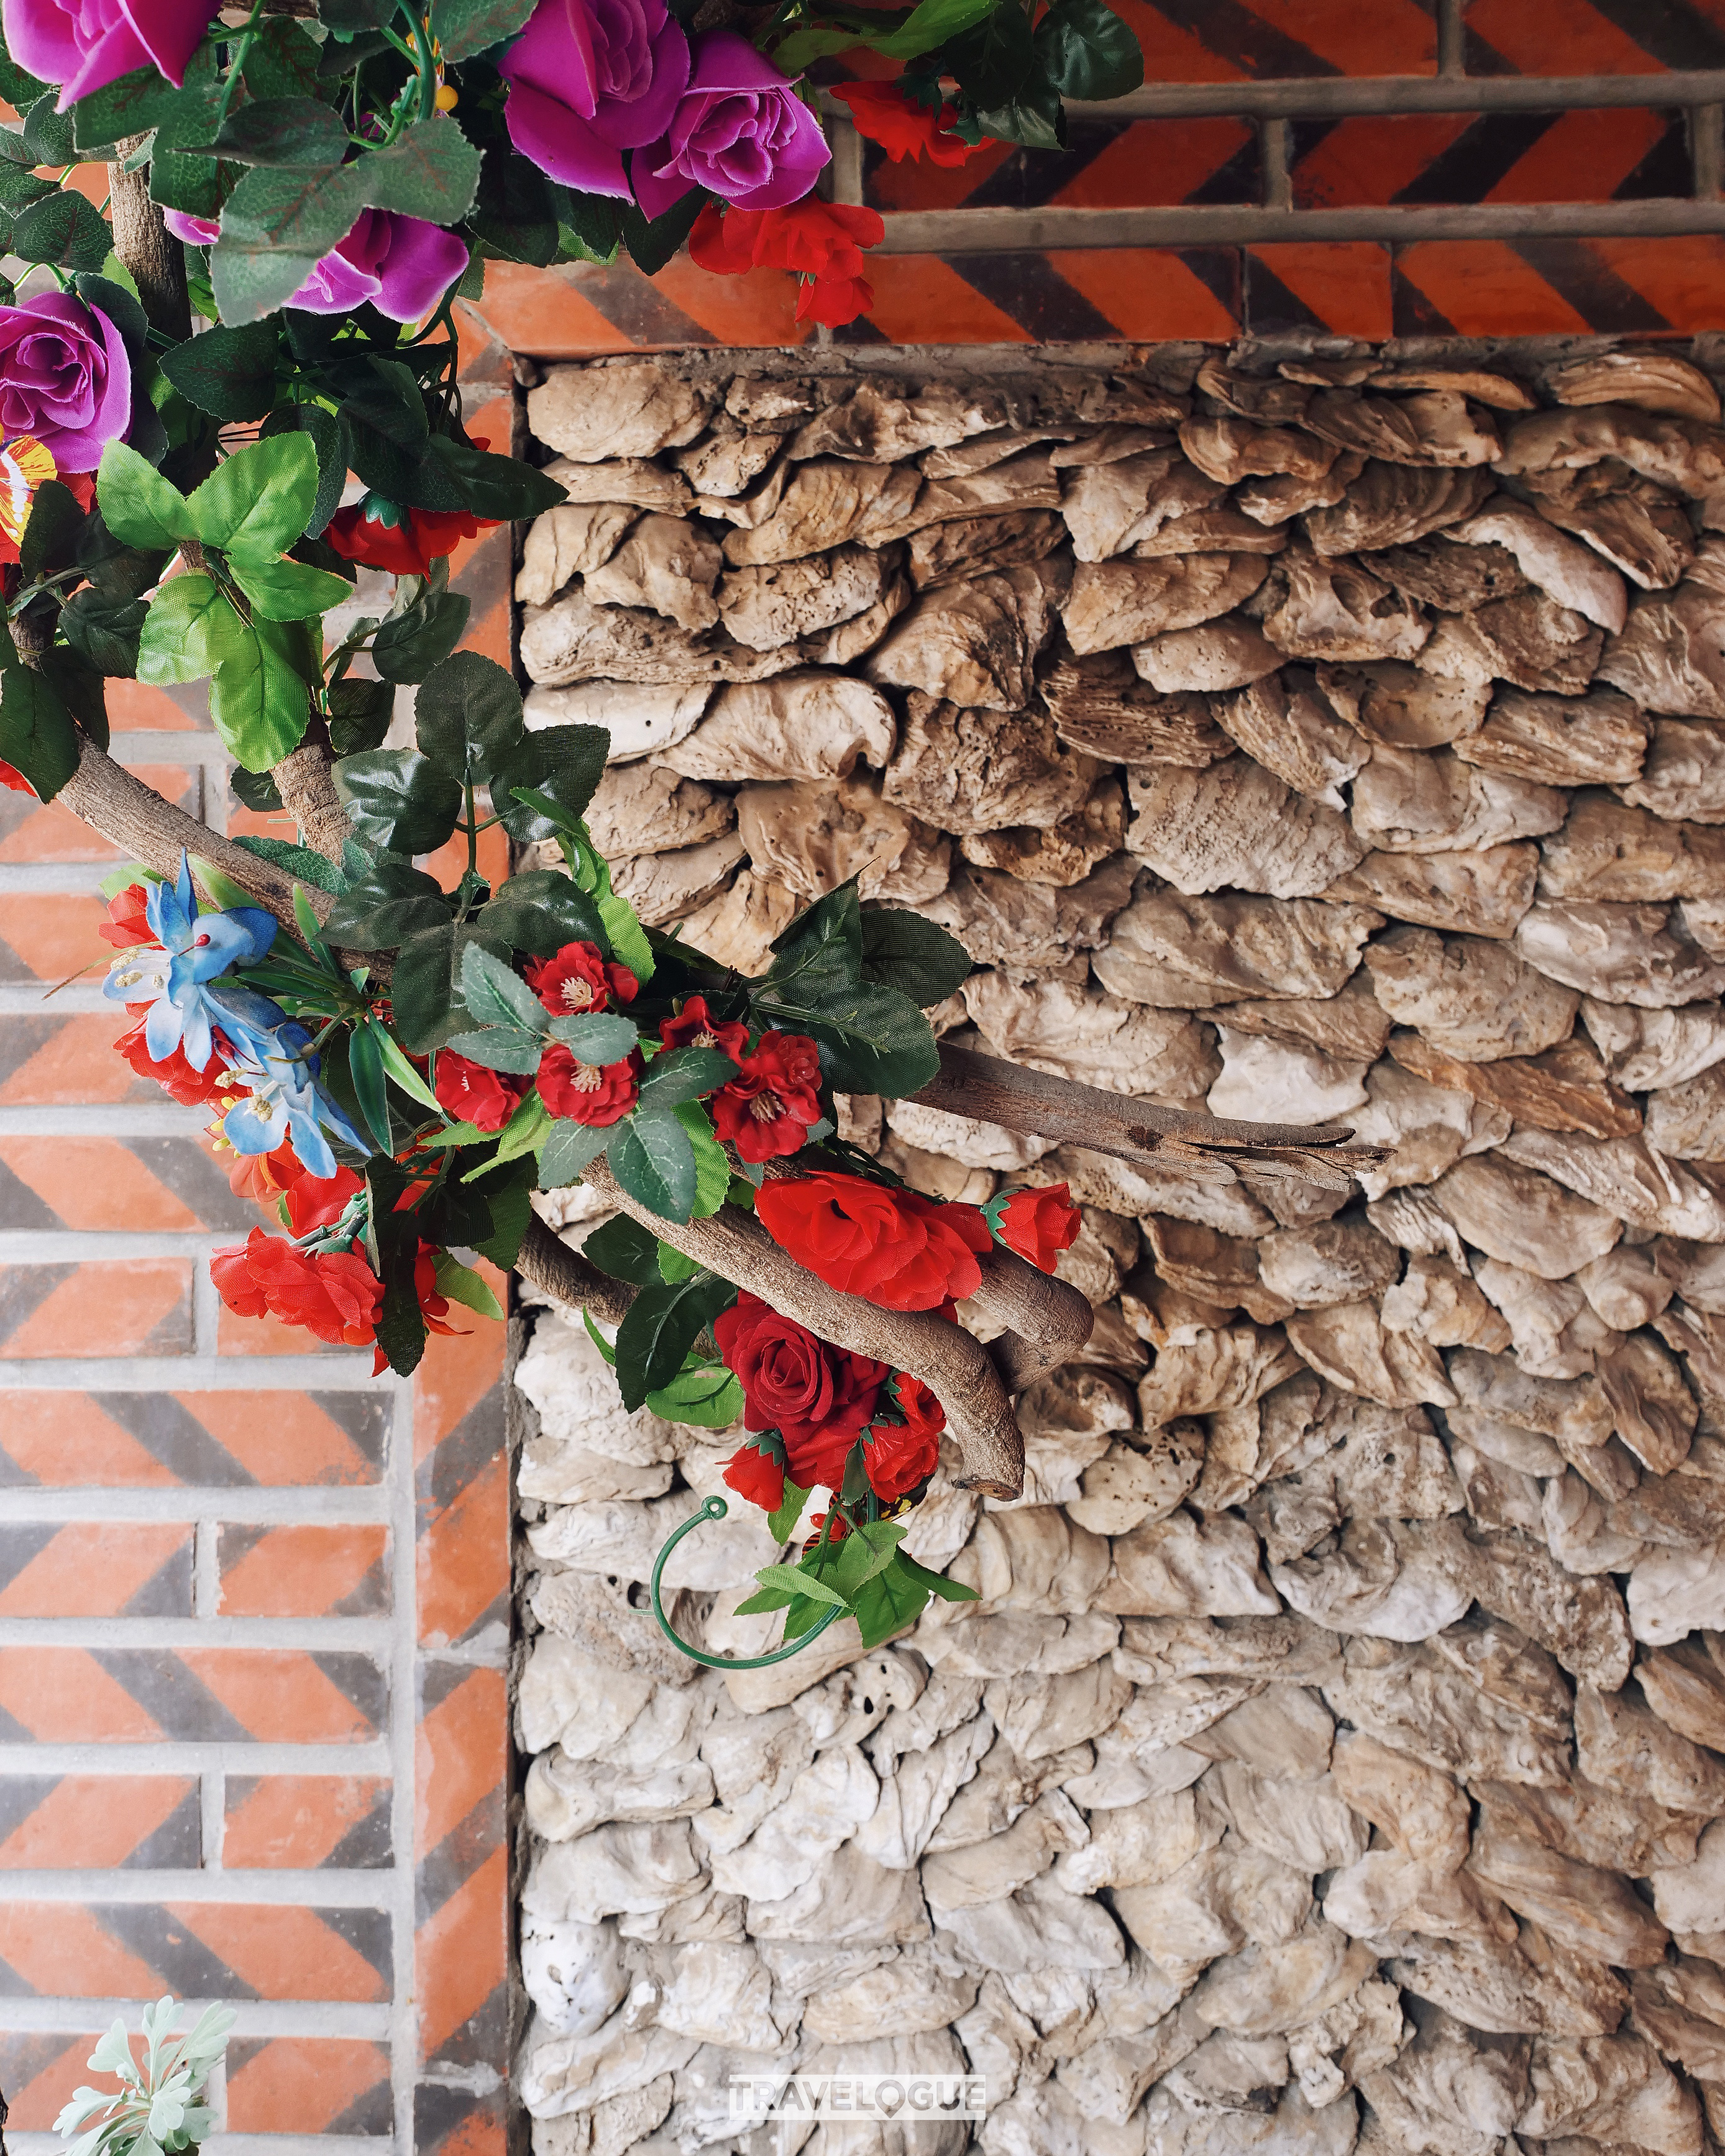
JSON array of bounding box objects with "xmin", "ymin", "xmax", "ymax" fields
[
  {"xmin": 583, "ymin": 1158, "xmax": 1027, "ymax": 1499},
  {"xmin": 971, "ymin": 1243, "xmax": 1094, "ymax": 1392},
  {"xmin": 108, "ymin": 139, "xmax": 190, "ymax": 339},
  {"xmin": 915, "ymin": 1042, "xmax": 1386, "ymax": 1194},
  {"xmin": 272, "ymin": 718, "xmax": 354, "ymax": 867},
  {"xmin": 516, "ymin": 1215, "xmax": 636, "ymax": 1328}
]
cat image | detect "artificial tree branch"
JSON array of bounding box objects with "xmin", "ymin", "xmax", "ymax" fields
[
  {"xmin": 516, "ymin": 1216, "xmax": 636, "ymax": 1328},
  {"xmin": 970, "ymin": 1244, "xmax": 1095, "ymax": 1394},
  {"xmin": 108, "ymin": 137, "xmax": 191, "ymax": 340},
  {"xmin": 273, "ymin": 716, "xmax": 355, "ymax": 866},
  {"xmin": 582, "ymin": 1158, "xmax": 1028, "ymax": 1499}
]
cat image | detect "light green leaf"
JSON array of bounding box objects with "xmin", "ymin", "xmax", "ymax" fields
[
  {"xmin": 540, "ymin": 1117, "xmax": 611, "ymax": 1187},
  {"xmin": 97, "ymin": 440, "xmax": 195, "ymax": 551},
  {"xmin": 751, "ymin": 1561, "xmax": 849, "ymax": 1609},
  {"xmin": 767, "ymin": 1480, "xmax": 809, "ymax": 1545},
  {"xmin": 371, "ymin": 1025, "xmax": 443, "ymax": 1112},
  {"xmin": 675, "ymin": 1099, "xmax": 730, "ymax": 1218},
  {"xmin": 490, "ymin": 1089, "xmax": 551, "ymax": 1166},
  {"xmin": 135, "ymin": 574, "xmax": 242, "ymax": 687},
  {"xmin": 227, "ymin": 555, "xmax": 354, "ymax": 621},
  {"xmin": 432, "ymin": 1251, "xmax": 504, "ymax": 1319},
  {"xmin": 186, "ymin": 434, "xmax": 321, "ymax": 560},
  {"xmin": 187, "ymin": 855, "xmax": 262, "ymax": 915},
  {"xmin": 208, "ymin": 614, "xmax": 314, "ymax": 772}
]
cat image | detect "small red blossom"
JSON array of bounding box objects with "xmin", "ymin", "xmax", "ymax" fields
[
  {"xmin": 286, "ymin": 1164, "xmax": 365, "ymax": 1236},
  {"xmin": 99, "ymin": 883, "xmax": 156, "ymax": 949},
  {"xmin": 0, "ymin": 757, "xmax": 34, "ymax": 795},
  {"xmin": 537, "ymin": 1046, "xmax": 641, "ymax": 1126},
  {"xmin": 714, "ymin": 1291, "xmax": 885, "ymax": 1491},
  {"xmin": 210, "ymin": 1226, "xmax": 382, "ymax": 1346},
  {"xmin": 710, "ymin": 1032, "xmax": 822, "ymax": 1165},
  {"xmin": 524, "ymin": 939, "xmax": 639, "ymax": 1019},
  {"xmin": 987, "ymin": 1182, "xmax": 1082, "ymax": 1274},
  {"xmin": 723, "ymin": 1431, "xmax": 787, "ymax": 1514},
  {"xmin": 690, "ymin": 198, "xmax": 885, "ymax": 329},
  {"xmin": 660, "ymin": 995, "xmax": 749, "ymax": 1063},
  {"xmin": 756, "ymin": 1171, "xmax": 992, "ymax": 1313},
  {"xmin": 326, "ymin": 495, "xmax": 499, "ymax": 577},
  {"xmin": 862, "ymin": 1374, "xmax": 946, "ymax": 1502},
  {"xmin": 114, "ymin": 1017, "xmax": 231, "ymax": 1107},
  {"xmin": 434, "ymin": 1049, "xmax": 528, "ymax": 1134},
  {"xmin": 830, "ymin": 81, "xmax": 993, "ymax": 168}
]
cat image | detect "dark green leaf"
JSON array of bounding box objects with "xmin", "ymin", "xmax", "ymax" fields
[
  {"xmin": 466, "ymin": 1151, "xmax": 537, "ymax": 1266},
  {"xmin": 367, "ymin": 1156, "xmax": 427, "ymax": 1373},
  {"xmin": 761, "ymin": 979, "xmax": 940, "ymax": 1096},
  {"xmin": 373, "ymin": 589, "xmax": 470, "ymax": 683},
  {"xmin": 608, "ymin": 1107, "xmax": 698, "ymax": 1225},
  {"xmin": 465, "ymin": 147, "xmax": 557, "ymax": 265},
  {"xmin": 21, "ymin": 96, "xmax": 75, "ymax": 165},
  {"xmin": 160, "ymin": 321, "xmax": 281, "ymax": 422},
  {"xmin": 969, "ymin": 82, "xmax": 1067, "ymax": 149},
  {"xmin": 620, "ymin": 184, "xmax": 708, "ymax": 276},
  {"xmin": 0, "ymin": 664, "xmax": 76, "ymax": 803},
  {"xmin": 639, "ymin": 1044, "xmax": 737, "ymax": 1108},
  {"xmin": 582, "ymin": 1213, "xmax": 664, "ymax": 1288},
  {"xmin": 0, "ymin": 163, "xmax": 55, "ymax": 209},
  {"xmin": 211, "ymin": 160, "xmax": 370, "ymax": 322},
  {"xmin": 327, "ymin": 674, "xmax": 395, "ymax": 758},
  {"xmin": 474, "ymin": 868, "xmax": 604, "ymax": 957},
  {"xmin": 323, "ymin": 852, "xmax": 451, "ymax": 945},
  {"xmin": 12, "ymin": 190, "xmax": 113, "ymax": 271},
  {"xmin": 260, "ymin": 401, "xmax": 348, "ymax": 537},
  {"xmin": 415, "ymin": 650, "xmax": 523, "ymax": 782},
  {"xmin": 241, "ymin": 15, "xmax": 326, "ymax": 100},
  {"xmin": 147, "ymin": 77, "xmax": 227, "ymax": 217},
  {"xmin": 349, "ymin": 1016, "xmax": 393, "ymax": 1153},
  {"xmin": 424, "ymin": 434, "xmax": 567, "ymax": 521},
  {"xmin": 539, "ymin": 1117, "xmax": 611, "ymax": 1187},
  {"xmin": 1033, "ymin": 0, "xmax": 1143, "ymax": 98},
  {"xmin": 324, "ymin": 356, "xmax": 429, "ymax": 449},
  {"xmin": 557, "ymin": 191, "xmax": 623, "ymax": 265},
  {"xmin": 360, "ymin": 114, "xmax": 482, "ymax": 225},
  {"xmin": 69, "ymin": 62, "xmax": 184, "ymax": 153},
  {"xmin": 62, "ymin": 585, "xmax": 147, "ymax": 677},
  {"xmin": 431, "ymin": 0, "xmax": 537, "ymax": 60},
  {"xmin": 491, "ymin": 723, "xmax": 608, "ymax": 843},
  {"xmin": 613, "ymin": 1269, "xmax": 736, "ymax": 1410},
  {"xmin": 229, "ymin": 768, "xmax": 283, "ymax": 815},
  {"xmin": 196, "ymin": 95, "xmax": 349, "ymax": 167},
  {"xmin": 336, "ymin": 748, "xmax": 464, "ymax": 854},
  {"xmin": 232, "ymin": 833, "xmax": 347, "ymax": 896},
  {"xmin": 544, "ymin": 1010, "xmax": 638, "ymax": 1063},
  {"xmin": 0, "ymin": 18, "xmax": 47, "ymax": 107},
  {"xmin": 848, "ymin": 1550, "xmax": 937, "ymax": 1649},
  {"xmin": 19, "ymin": 482, "xmax": 87, "ymax": 583},
  {"xmin": 763, "ymin": 880, "xmax": 864, "ymax": 999},
  {"xmin": 390, "ymin": 922, "xmax": 508, "ymax": 1052},
  {"xmin": 318, "ymin": 0, "xmax": 398, "ymax": 33},
  {"xmin": 442, "ymin": 1026, "xmax": 544, "ymax": 1074},
  {"xmin": 40, "ymin": 649, "xmax": 106, "ymax": 747},
  {"xmin": 74, "ymin": 273, "xmax": 149, "ymax": 359},
  {"xmin": 859, "ymin": 907, "xmax": 972, "ymax": 1005}
]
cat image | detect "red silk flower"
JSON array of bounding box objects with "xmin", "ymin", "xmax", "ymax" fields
[
  {"xmin": 756, "ymin": 1171, "xmax": 991, "ymax": 1312},
  {"xmin": 210, "ymin": 1227, "xmax": 383, "ymax": 1346},
  {"xmin": 723, "ymin": 1431, "xmax": 788, "ymax": 1514},
  {"xmin": 830, "ymin": 81, "xmax": 992, "ymax": 168},
  {"xmin": 113, "ymin": 1016, "xmax": 231, "ymax": 1107},
  {"xmin": 986, "ymin": 1182, "xmax": 1082, "ymax": 1274},
  {"xmin": 710, "ymin": 1032, "xmax": 822, "ymax": 1164},
  {"xmin": 0, "ymin": 757, "xmax": 33, "ymax": 795},
  {"xmin": 526, "ymin": 939, "xmax": 638, "ymax": 1018},
  {"xmin": 326, "ymin": 496, "xmax": 498, "ymax": 578},
  {"xmin": 99, "ymin": 882, "xmax": 155, "ymax": 948},
  {"xmin": 690, "ymin": 198, "xmax": 884, "ymax": 328},
  {"xmin": 434, "ymin": 1049, "xmax": 528, "ymax": 1135},
  {"xmin": 714, "ymin": 1292, "xmax": 885, "ymax": 1492},
  {"xmin": 537, "ymin": 1047, "xmax": 641, "ymax": 1126},
  {"xmin": 862, "ymin": 1374, "xmax": 946, "ymax": 1502},
  {"xmin": 661, "ymin": 995, "xmax": 749, "ymax": 1063}
]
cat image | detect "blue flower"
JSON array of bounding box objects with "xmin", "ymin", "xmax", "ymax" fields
[
  {"xmin": 102, "ymin": 856, "xmax": 278, "ymax": 1072},
  {"xmin": 221, "ymin": 1022, "xmax": 371, "ymax": 1179}
]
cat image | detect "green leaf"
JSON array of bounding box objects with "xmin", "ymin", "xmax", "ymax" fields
[
  {"xmin": 860, "ymin": 907, "xmax": 972, "ymax": 1005},
  {"xmin": 323, "ymin": 852, "xmax": 451, "ymax": 946},
  {"xmin": 753, "ymin": 1561, "xmax": 849, "ymax": 1609},
  {"xmin": 599, "ymin": 887, "xmax": 654, "ymax": 986},
  {"xmin": 644, "ymin": 1366, "xmax": 743, "ymax": 1427},
  {"xmin": 771, "ymin": 0, "xmax": 991, "ymax": 68},
  {"xmin": 229, "ymin": 554, "xmax": 352, "ymax": 621},
  {"xmin": 319, "ymin": 0, "xmax": 398, "ymax": 32},
  {"xmin": 98, "ymin": 441, "xmax": 196, "ymax": 552},
  {"xmin": 846, "ymin": 1550, "xmax": 938, "ymax": 1648},
  {"xmin": 898, "ymin": 1551, "xmax": 981, "ymax": 1602},
  {"xmin": 261, "ymin": 401, "xmax": 349, "ymax": 537},
  {"xmin": 211, "ymin": 160, "xmax": 370, "ymax": 323},
  {"xmin": 657, "ymin": 1243, "xmax": 700, "ymax": 1284},
  {"xmin": 19, "ymin": 480, "xmax": 87, "ymax": 584},
  {"xmin": 233, "ymin": 834, "xmax": 347, "ymax": 896},
  {"xmin": 764, "ymin": 879, "xmax": 864, "ymax": 999},
  {"xmin": 187, "ymin": 433, "xmax": 320, "ymax": 560},
  {"xmin": 373, "ymin": 589, "xmax": 470, "ymax": 685},
  {"xmin": 582, "ymin": 1215, "xmax": 663, "ymax": 1287},
  {"xmin": 489, "ymin": 1088, "xmax": 551, "ymax": 1166},
  {"xmin": 21, "ymin": 89, "xmax": 75, "ymax": 165},
  {"xmin": 1033, "ymin": 0, "xmax": 1144, "ymax": 99},
  {"xmin": 368, "ymin": 1156, "xmax": 427, "ymax": 1374},
  {"xmin": 608, "ymin": 1107, "xmax": 698, "ymax": 1225},
  {"xmin": 11, "ymin": 188, "xmax": 114, "ymax": 271},
  {"xmin": 761, "ymin": 979, "xmax": 939, "ymax": 1096},
  {"xmin": 639, "ymin": 1044, "xmax": 736, "ymax": 1109},
  {"xmin": 415, "ymin": 651, "xmax": 523, "ymax": 782},
  {"xmin": 327, "ymin": 675, "xmax": 395, "ymax": 757},
  {"xmin": 467, "ymin": 1153, "xmax": 538, "ymax": 1268},
  {"xmin": 613, "ymin": 1269, "xmax": 736, "ymax": 1410},
  {"xmin": 371, "ymin": 1023, "xmax": 443, "ymax": 1112},
  {"xmin": 433, "ymin": 1251, "xmax": 505, "ymax": 1320},
  {"xmin": 209, "ymin": 614, "xmax": 315, "ymax": 772},
  {"xmin": 390, "ymin": 922, "xmax": 506, "ymax": 1053},
  {"xmin": 348, "ymin": 1015, "xmax": 392, "ymax": 1153},
  {"xmin": 539, "ymin": 1117, "xmax": 613, "ymax": 1187},
  {"xmin": 231, "ymin": 767, "xmax": 283, "ymax": 815},
  {"xmin": 0, "ymin": 664, "xmax": 77, "ymax": 802},
  {"xmin": 443, "ymin": 1025, "xmax": 544, "ymax": 1074},
  {"xmin": 431, "ymin": 0, "xmax": 537, "ymax": 60},
  {"xmin": 159, "ymin": 321, "xmax": 282, "ymax": 423},
  {"xmin": 360, "ymin": 114, "xmax": 482, "ymax": 226},
  {"xmin": 425, "ymin": 434, "xmax": 569, "ymax": 520},
  {"xmin": 61, "ymin": 584, "xmax": 147, "ymax": 677},
  {"xmin": 544, "ymin": 1011, "xmax": 639, "ymax": 1064},
  {"xmin": 833, "ymin": 1518, "xmax": 908, "ymax": 1603},
  {"xmin": 75, "ymin": 273, "xmax": 149, "ymax": 360},
  {"xmin": 68, "ymin": 63, "xmax": 183, "ymax": 152},
  {"xmin": 675, "ymin": 1099, "xmax": 730, "ymax": 1219},
  {"xmin": 461, "ymin": 943, "xmax": 551, "ymax": 1035},
  {"xmin": 198, "ymin": 95, "xmax": 350, "ymax": 167},
  {"xmin": 491, "ymin": 723, "xmax": 608, "ymax": 843},
  {"xmin": 0, "ymin": 18, "xmax": 46, "ymax": 108},
  {"xmin": 135, "ymin": 574, "xmax": 242, "ymax": 686},
  {"xmin": 336, "ymin": 749, "xmax": 464, "ymax": 855},
  {"xmin": 621, "ymin": 186, "xmax": 708, "ymax": 276},
  {"xmin": 474, "ymin": 868, "xmax": 605, "ymax": 958},
  {"xmin": 767, "ymin": 1481, "xmax": 810, "ymax": 1546}
]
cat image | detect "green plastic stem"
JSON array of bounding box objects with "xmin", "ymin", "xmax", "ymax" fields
[{"xmin": 649, "ymin": 1494, "xmax": 840, "ymax": 1671}]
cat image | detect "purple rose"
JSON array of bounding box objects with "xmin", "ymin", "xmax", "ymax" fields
[
  {"xmin": 633, "ymin": 29, "xmax": 829, "ymax": 220},
  {"xmin": 2, "ymin": 0, "xmax": 212, "ymax": 109},
  {"xmin": 500, "ymin": 0, "xmax": 690, "ymax": 199},
  {"xmin": 168, "ymin": 206, "xmax": 468, "ymax": 323},
  {"xmin": 0, "ymin": 291, "xmax": 129, "ymax": 473}
]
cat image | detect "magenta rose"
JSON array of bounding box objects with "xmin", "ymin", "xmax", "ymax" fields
[
  {"xmin": 0, "ymin": 292, "xmax": 129, "ymax": 473},
  {"xmin": 500, "ymin": 0, "xmax": 690, "ymax": 199},
  {"xmin": 167, "ymin": 206, "xmax": 467, "ymax": 323},
  {"xmin": 2, "ymin": 0, "xmax": 212, "ymax": 108},
  {"xmin": 633, "ymin": 29, "xmax": 829, "ymax": 220}
]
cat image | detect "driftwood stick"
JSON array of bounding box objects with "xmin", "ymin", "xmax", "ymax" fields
[
  {"xmin": 108, "ymin": 138, "xmax": 190, "ymax": 339},
  {"xmin": 583, "ymin": 1158, "xmax": 1027, "ymax": 1498},
  {"xmin": 272, "ymin": 718, "xmax": 356, "ymax": 867},
  {"xmin": 516, "ymin": 1215, "xmax": 636, "ymax": 1328},
  {"xmin": 971, "ymin": 1243, "xmax": 1094, "ymax": 1392}
]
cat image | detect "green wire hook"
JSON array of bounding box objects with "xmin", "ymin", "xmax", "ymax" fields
[{"xmin": 650, "ymin": 1494, "xmax": 841, "ymax": 1671}]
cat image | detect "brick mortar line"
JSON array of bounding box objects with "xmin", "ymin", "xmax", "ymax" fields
[
  {"xmin": 387, "ymin": 1367, "xmax": 417, "ymax": 2147},
  {"xmin": 0, "ymin": 1742, "xmax": 392, "ymax": 1771},
  {"xmin": 11, "ymin": 2137, "xmax": 388, "ymax": 2156},
  {"xmin": 1, "ymin": 1232, "xmax": 242, "ymax": 1258},
  {"xmin": 0, "ymin": 1868, "xmax": 396, "ymax": 1905},
  {"xmin": 0, "ymin": 1107, "xmax": 216, "ymax": 1135},
  {"xmin": 1068, "ymin": 67, "xmax": 1725, "ymax": 117},
  {"xmin": 0, "ymin": 1355, "xmax": 383, "ymax": 1386},
  {"xmin": 0, "ymin": 2001, "xmax": 390, "ymax": 2039},
  {"xmin": 0, "ymin": 987, "xmax": 115, "ymax": 1013},
  {"xmin": 0, "ymin": 1491, "xmax": 389, "ymax": 1523},
  {"xmin": 0, "ymin": 1617, "xmax": 393, "ymax": 1647}
]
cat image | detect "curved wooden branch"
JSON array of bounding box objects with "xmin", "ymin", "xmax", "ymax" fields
[
  {"xmin": 108, "ymin": 139, "xmax": 190, "ymax": 339},
  {"xmin": 971, "ymin": 1243, "xmax": 1095, "ymax": 1393},
  {"xmin": 273, "ymin": 719, "xmax": 357, "ymax": 867},
  {"xmin": 582, "ymin": 1158, "xmax": 1027, "ymax": 1499},
  {"xmin": 516, "ymin": 1215, "xmax": 636, "ymax": 1328}
]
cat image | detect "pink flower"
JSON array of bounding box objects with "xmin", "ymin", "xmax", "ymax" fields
[
  {"xmin": 165, "ymin": 206, "xmax": 468, "ymax": 324},
  {"xmin": 4, "ymin": 0, "xmax": 211, "ymax": 109},
  {"xmin": 633, "ymin": 29, "xmax": 828, "ymax": 221},
  {"xmin": 0, "ymin": 292, "xmax": 129, "ymax": 473},
  {"xmin": 500, "ymin": 0, "xmax": 690, "ymax": 199}
]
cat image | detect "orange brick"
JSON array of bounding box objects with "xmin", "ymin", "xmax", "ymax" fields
[
  {"xmin": 175, "ymin": 1389, "xmax": 385, "ymax": 1486},
  {"xmin": 218, "ymin": 1523, "xmax": 389, "ymax": 1616},
  {"xmin": 0, "ymin": 1522, "xmax": 191, "ymax": 1617},
  {"xmin": 0, "ymin": 893, "xmax": 112, "ymax": 982},
  {"xmin": 1, "ymin": 1259, "xmax": 194, "ymax": 1357},
  {"xmin": 0, "ymin": 1136, "xmax": 204, "ymax": 1233},
  {"xmin": 0, "ymin": 1776, "xmax": 198, "ymax": 1869},
  {"xmin": 0, "ymin": 1013, "xmax": 147, "ymax": 1105},
  {"xmin": 0, "ymin": 1392, "xmax": 181, "ymax": 1487},
  {"xmin": 418, "ymin": 1670, "xmax": 505, "ymax": 1857},
  {"xmin": 417, "ymin": 1844, "xmax": 507, "ymax": 2058},
  {"xmin": 106, "ymin": 678, "xmax": 204, "ymax": 730},
  {"xmin": 224, "ymin": 1775, "xmax": 391, "ymax": 1868},
  {"xmin": 168, "ymin": 1901, "xmax": 391, "ymax": 2002},
  {"xmin": 224, "ymin": 2037, "xmax": 391, "ymax": 2133}
]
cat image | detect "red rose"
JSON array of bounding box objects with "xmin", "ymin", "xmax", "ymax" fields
[
  {"xmin": 863, "ymin": 1374, "xmax": 946, "ymax": 1502},
  {"xmin": 830, "ymin": 82, "xmax": 993, "ymax": 168},
  {"xmin": 99, "ymin": 884, "xmax": 155, "ymax": 949},
  {"xmin": 285, "ymin": 1163, "xmax": 365, "ymax": 1236},
  {"xmin": 756, "ymin": 1171, "xmax": 991, "ymax": 1312},
  {"xmin": 210, "ymin": 1227, "xmax": 383, "ymax": 1346},
  {"xmin": 690, "ymin": 199, "xmax": 884, "ymax": 329},
  {"xmin": 525, "ymin": 939, "xmax": 639, "ymax": 1019},
  {"xmin": 714, "ymin": 1291, "xmax": 885, "ymax": 1492},
  {"xmin": 723, "ymin": 1432, "xmax": 787, "ymax": 1514},
  {"xmin": 661, "ymin": 995, "xmax": 749, "ymax": 1062},
  {"xmin": 987, "ymin": 1182, "xmax": 1082, "ymax": 1274},
  {"xmin": 538, "ymin": 1047, "xmax": 640, "ymax": 1125},
  {"xmin": 434, "ymin": 1049, "xmax": 528, "ymax": 1133},
  {"xmin": 710, "ymin": 1032, "xmax": 821, "ymax": 1165},
  {"xmin": 326, "ymin": 496, "xmax": 498, "ymax": 577},
  {"xmin": 114, "ymin": 1017, "xmax": 231, "ymax": 1106}
]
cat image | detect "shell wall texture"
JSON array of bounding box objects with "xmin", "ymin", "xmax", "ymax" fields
[{"xmin": 510, "ymin": 345, "xmax": 1725, "ymax": 2156}]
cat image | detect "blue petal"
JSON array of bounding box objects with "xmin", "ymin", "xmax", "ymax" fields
[
  {"xmin": 205, "ymin": 983, "xmax": 293, "ymax": 1049},
  {"xmin": 144, "ymin": 998, "xmax": 185, "ymax": 1064},
  {"xmin": 227, "ymin": 908, "xmax": 278, "ymax": 962},
  {"xmin": 283, "ymin": 1110, "xmax": 337, "ymax": 1179},
  {"xmin": 224, "ymin": 1097, "xmax": 289, "ymax": 1156}
]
